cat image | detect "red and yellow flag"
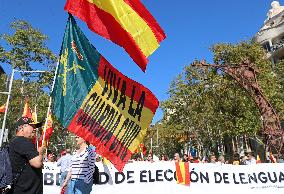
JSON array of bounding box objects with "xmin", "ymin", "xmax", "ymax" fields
[
  {"xmin": 256, "ymin": 155, "xmax": 261, "ymax": 164},
  {"xmin": 134, "ymin": 143, "xmax": 146, "ymax": 156},
  {"xmin": 64, "ymin": 0, "xmax": 166, "ymax": 72},
  {"xmin": 22, "ymin": 98, "xmax": 32, "ymax": 119},
  {"xmin": 0, "ymin": 104, "xmax": 6, "ymax": 113},
  {"xmin": 175, "ymin": 162, "xmax": 190, "ymax": 186},
  {"xmin": 32, "ymin": 105, "xmax": 38, "ymax": 123},
  {"xmin": 269, "ymin": 152, "xmax": 277, "ymax": 163},
  {"xmin": 39, "ymin": 112, "xmax": 53, "ymax": 147}
]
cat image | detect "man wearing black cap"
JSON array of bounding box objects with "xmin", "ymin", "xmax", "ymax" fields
[{"xmin": 8, "ymin": 117, "xmax": 44, "ymax": 194}]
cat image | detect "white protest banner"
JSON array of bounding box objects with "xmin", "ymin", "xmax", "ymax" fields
[{"xmin": 43, "ymin": 162, "xmax": 284, "ymax": 194}]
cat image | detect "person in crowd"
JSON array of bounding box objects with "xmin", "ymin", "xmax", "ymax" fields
[
  {"xmin": 217, "ymin": 155, "xmax": 225, "ymax": 164},
  {"xmin": 188, "ymin": 156, "xmax": 194, "ymax": 163},
  {"xmin": 245, "ymin": 152, "xmax": 256, "ymax": 165},
  {"xmin": 160, "ymin": 154, "xmax": 168, "ymax": 161},
  {"xmin": 57, "ymin": 149, "xmax": 72, "ymax": 186},
  {"xmin": 136, "ymin": 156, "xmax": 143, "ymax": 161},
  {"xmin": 62, "ymin": 136, "xmax": 96, "ymax": 194},
  {"xmin": 47, "ymin": 153, "xmax": 55, "ymax": 162},
  {"xmin": 174, "ymin": 153, "xmax": 181, "ymax": 162},
  {"xmin": 239, "ymin": 156, "xmax": 247, "ymax": 165},
  {"xmin": 201, "ymin": 156, "xmax": 208, "ymax": 163},
  {"xmin": 182, "ymin": 154, "xmax": 189, "ymax": 162},
  {"xmin": 232, "ymin": 153, "xmax": 240, "ymax": 165},
  {"xmin": 9, "ymin": 117, "xmax": 44, "ymax": 194},
  {"xmin": 147, "ymin": 153, "xmax": 154, "ymax": 162},
  {"xmin": 209, "ymin": 154, "xmax": 217, "ymax": 163},
  {"xmin": 192, "ymin": 156, "xmax": 200, "ymax": 163},
  {"xmin": 276, "ymin": 155, "xmax": 284, "ymax": 163}
]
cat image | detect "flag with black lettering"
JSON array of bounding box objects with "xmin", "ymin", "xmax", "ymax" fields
[{"xmin": 52, "ymin": 15, "xmax": 159, "ymax": 171}]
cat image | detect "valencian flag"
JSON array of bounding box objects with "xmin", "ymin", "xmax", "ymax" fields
[
  {"xmin": 175, "ymin": 162, "xmax": 190, "ymax": 186},
  {"xmin": 52, "ymin": 15, "xmax": 159, "ymax": 171},
  {"xmin": 64, "ymin": 0, "xmax": 166, "ymax": 72}
]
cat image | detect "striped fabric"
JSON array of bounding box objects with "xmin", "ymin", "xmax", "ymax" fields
[
  {"xmin": 175, "ymin": 162, "xmax": 190, "ymax": 186},
  {"xmin": 71, "ymin": 147, "xmax": 96, "ymax": 183}
]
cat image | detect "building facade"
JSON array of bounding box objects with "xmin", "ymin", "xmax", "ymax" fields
[{"xmin": 254, "ymin": 1, "xmax": 284, "ymax": 64}]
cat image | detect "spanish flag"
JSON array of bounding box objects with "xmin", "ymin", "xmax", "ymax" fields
[
  {"xmin": 38, "ymin": 112, "xmax": 54, "ymax": 147},
  {"xmin": 22, "ymin": 98, "xmax": 32, "ymax": 119},
  {"xmin": 256, "ymin": 155, "xmax": 261, "ymax": 164},
  {"xmin": 134, "ymin": 143, "xmax": 146, "ymax": 156},
  {"xmin": 64, "ymin": 0, "xmax": 166, "ymax": 72},
  {"xmin": 175, "ymin": 162, "xmax": 190, "ymax": 185}
]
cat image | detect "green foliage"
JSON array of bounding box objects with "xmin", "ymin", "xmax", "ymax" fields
[
  {"xmin": 158, "ymin": 41, "xmax": 284, "ymax": 156},
  {"xmin": 0, "ymin": 20, "xmax": 75, "ymax": 155},
  {"xmin": 0, "ymin": 19, "xmax": 57, "ymax": 90},
  {"xmin": 0, "ymin": 20, "xmax": 57, "ymax": 70}
]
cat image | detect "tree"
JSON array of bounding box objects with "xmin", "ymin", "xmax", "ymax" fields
[
  {"xmin": 159, "ymin": 41, "xmax": 284, "ymax": 159},
  {"xmin": 0, "ymin": 20, "xmax": 57, "ymax": 89},
  {"xmin": 0, "ymin": 20, "xmax": 70, "ymax": 155},
  {"xmin": 0, "ymin": 20, "xmax": 56, "ymax": 70}
]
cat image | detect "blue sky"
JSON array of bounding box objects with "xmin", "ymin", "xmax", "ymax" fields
[{"xmin": 0, "ymin": 0, "xmax": 274, "ymax": 122}]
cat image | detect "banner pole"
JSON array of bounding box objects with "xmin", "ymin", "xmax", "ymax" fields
[
  {"xmin": 41, "ymin": 62, "xmax": 59, "ymax": 147},
  {"xmin": 0, "ymin": 69, "xmax": 15, "ymax": 147}
]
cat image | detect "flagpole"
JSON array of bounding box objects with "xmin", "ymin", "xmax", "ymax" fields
[
  {"xmin": 41, "ymin": 62, "xmax": 59, "ymax": 148},
  {"xmin": 0, "ymin": 69, "xmax": 15, "ymax": 147}
]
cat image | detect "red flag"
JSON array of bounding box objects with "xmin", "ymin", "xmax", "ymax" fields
[
  {"xmin": 38, "ymin": 112, "xmax": 53, "ymax": 147},
  {"xmin": 64, "ymin": 0, "xmax": 166, "ymax": 72},
  {"xmin": 22, "ymin": 98, "xmax": 32, "ymax": 119},
  {"xmin": 134, "ymin": 143, "xmax": 147, "ymax": 156},
  {"xmin": 60, "ymin": 187, "xmax": 66, "ymax": 194},
  {"xmin": 0, "ymin": 104, "xmax": 6, "ymax": 113}
]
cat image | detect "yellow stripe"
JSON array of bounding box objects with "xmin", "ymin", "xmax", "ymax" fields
[
  {"xmin": 80, "ymin": 78, "xmax": 154, "ymax": 152},
  {"xmin": 179, "ymin": 162, "xmax": 186, "ymax": 184},
  {"xmin": 87, "ymin": 0, "xmax": 159, "ymax": 57}
]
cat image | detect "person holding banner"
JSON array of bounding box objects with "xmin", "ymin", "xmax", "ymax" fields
[
  {"xmin": 57, "ymin": 149, "xmax": 72, "ymax": 186},
  {"xmin": 62, "ymin": 136, "xmax": 96, "ymax": 194},
  {"xmin": 245, "ymin": 152, "xmax": 256, "ymax": 165}
]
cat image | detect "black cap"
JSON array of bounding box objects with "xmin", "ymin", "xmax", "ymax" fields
[{"xmin": 15, "ymin": 117, "xmax": 43, "ymax": 130}]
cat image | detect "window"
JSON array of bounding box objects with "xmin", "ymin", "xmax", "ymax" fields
[{"xmin": 262, "ymin": 42, "xmax": 271, "ymax": 52}]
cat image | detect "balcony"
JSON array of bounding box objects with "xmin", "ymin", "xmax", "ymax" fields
[{"xmin": 271, "ymin": 39, "xmax": 284, "ymax": 52}]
